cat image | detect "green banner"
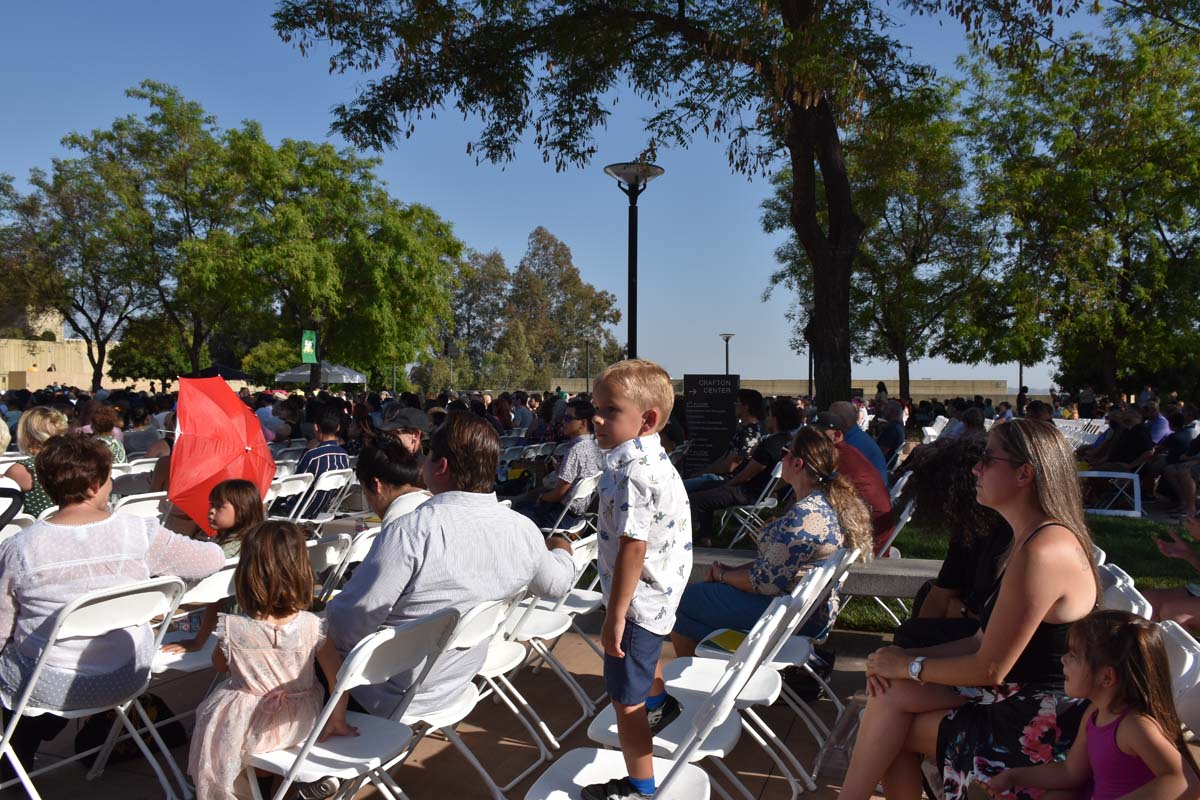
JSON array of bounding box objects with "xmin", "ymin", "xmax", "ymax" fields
[{"xmin": 301, "ymin": 330, "xmax": 317, "ymax": 364}]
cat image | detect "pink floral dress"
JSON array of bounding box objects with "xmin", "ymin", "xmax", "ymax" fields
[{"xmin": 189, "ymin": 612, "xmax": 326, "ymax": 800}]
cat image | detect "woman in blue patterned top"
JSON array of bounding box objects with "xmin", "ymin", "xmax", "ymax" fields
[{"xmin": 671, "ymin": 426, "xmax": 874, "ymax": 656}]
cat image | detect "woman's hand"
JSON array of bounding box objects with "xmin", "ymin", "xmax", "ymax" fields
[
  {"xmin": 160, "ymin": 638, "xmax": 201, "ymax": 655},
  {"xmin": 706, "ymin": 562, "xmax": 726, "ymax": 583},
  {"xmin": 1157, "ymin": 529, "xmax": 1193, "ymax": 562},
  {"xmin": 318, "ymin": 713, "xmax": 360, "ymax": 742},
  {"xmin": 987, "ymin": 769, "xmax": 1015, "ymax": 795},
  {"xmin": 865, "ymin": 674, "xmax": 891, "ymax": 697},
  {"xmin": 865, "ymin": 645, "xmax": 911, "ymax": 681}
]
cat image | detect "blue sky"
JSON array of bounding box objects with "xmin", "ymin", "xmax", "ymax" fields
[{"xmin": 0, "ymin": 3, "xmax": 1105, "ymax": 391}]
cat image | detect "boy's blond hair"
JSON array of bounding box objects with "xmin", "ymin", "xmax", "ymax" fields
[{"xmin": 594, "ymin": 359, "xmax": 674, "ymax": 432}]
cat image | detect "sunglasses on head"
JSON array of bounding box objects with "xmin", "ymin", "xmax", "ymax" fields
[{"xmin": 980, "ymin": 449, "xmax": 1025, "ymax": 469}]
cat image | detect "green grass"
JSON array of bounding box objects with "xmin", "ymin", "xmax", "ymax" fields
[{"xmin": 833, "ymin": 515, "xmax": 1192, "ymax": 632}]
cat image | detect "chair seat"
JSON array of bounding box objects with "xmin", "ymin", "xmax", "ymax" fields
[
  {"xmin": 152, "ymin": 633, "xmax": 218, "ymax": 674},
  {"xmin": 524, "ymin": 747, "xmax": 710, "ymax": 800},
  {"xmin": 479, "ymin": 640, "xmax": 528, "ymax": 678},
  {"xmin": 661, "ymin": 656, "xmax": 782, "ymax": 707},
  {"xmin": 540, "ymin": 518, "xmax": 588, "ymax": 536},
  {"xmin": 586, "ymin": 698, "xmax": 742, "ymax": 759},
  {"xmin": 533, "ymin": 589, "xmax": 603, "ymax": 616},
  {"xmin": 400, "ymin": 682, "xmax": 480, "ymax": 730},
  {"xmin": 246, "ymin": 711, "xmax": 413, "ymax": 781},
  {"xmin": 505, "ymin": 607, "xmax": 573, "ymax": 641},
  {"xmin": 698, "ymin": 629, "xmax": 813, "ymax": 673}
]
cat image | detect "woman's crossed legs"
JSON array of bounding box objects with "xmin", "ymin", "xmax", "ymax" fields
[{"xmin": 838, "ymin": 678, "xmax": 965, "ymax": 800}]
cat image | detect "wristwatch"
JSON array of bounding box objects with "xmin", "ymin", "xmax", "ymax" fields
[{"xmin": 908, "ymin": 656, "xmax": 926, "ymax": 683}]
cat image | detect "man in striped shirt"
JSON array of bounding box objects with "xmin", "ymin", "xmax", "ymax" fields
[{"xmin": 275, "ymin": 408, "xmax": 349, "ymax": 517}]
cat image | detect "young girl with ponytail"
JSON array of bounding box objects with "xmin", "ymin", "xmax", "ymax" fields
[{"xmin": 670, "ymin": 425, "xmax": 874, "ymax": 657}]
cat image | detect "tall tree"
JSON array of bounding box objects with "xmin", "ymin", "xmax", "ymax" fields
[
  {"xmin": 506, "ymin": 227, "xmax": 621, "ymax": 378},
  {"xmin": 107, "ymin": 315, "xmax": 207, "ymax": 386},
  {"xmin": 960, "ymin": 24, "xmax": 1200, "ymax": 393},
  {"xmin": 762, "ymin": 85, "xmax": 995, "ymax": 398},
  {"xmin": 451, "ymin": 249, "xmax": 511, "ymax": 373},
  {"xmin": 274, "ymin": 0, "xmax": 1079, "ymax": 401},
  {"xmin": 1, "ymin": 162, "xmax": 151, "ymax": 391}
]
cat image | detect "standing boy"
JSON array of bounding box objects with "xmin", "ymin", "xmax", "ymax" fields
[{"xmin": 585, "ymin": 360, "xmax": 693, "ymax": 800}]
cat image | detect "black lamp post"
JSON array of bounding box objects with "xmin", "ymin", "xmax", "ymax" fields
[
  {"xmin": 604, "ymin": 162, "xmax": 664, "ymax": 360},
  {"xmin": 720, "ymin": 333, "xmax": 735, "ymax": 375}
]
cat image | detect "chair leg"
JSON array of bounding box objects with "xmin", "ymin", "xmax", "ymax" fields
[
  {"xmin": 132, "ymin": 696, "xmax": 194, "ymax": 798},
  {"xmin": 738, "ymin": 715, "xmax": 800, "ymax": 800},
  {"xmin": 2, "ymin": 741, "xmax": 44, "ymax": 800},
  {"xmin": 742, "ymin": 707, "xmax": 819, "ymax": 792},
  {"xmin": 496, "ymin": 673, "xmax": 562, "ymax": 750},
  {"xmin": 870, "ymin": 595, "xmax": 904, "ymax": 627},
  {"xmin": 779, "ymin": 683, "xmax": 832, "ymax": 744},
  {"xmin": 709, "ymin": 758, "xmax": 756, "ymax": 800},
  {"xmin": 84, "ymin": 711, "xmax": 126, "ymax": 781},
  {"xmin": 115, "ymin": 706, "xmax": 180, "ymax": 800},
  {"xmin": 441, "ymin": 725, "xmax": 505, "ymax": 800},
  {"xmin": 478, "ymin": 676, "xmax": 552, "ymax": 791},
  {"xmin": 528, "ymin": 639, "xmax": 595, "ymax": 741}
]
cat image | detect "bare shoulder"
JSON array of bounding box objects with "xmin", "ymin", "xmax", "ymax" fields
[{"xmin": 1020, "ymin": 524, "xmax": 1090, "ymax": 567}]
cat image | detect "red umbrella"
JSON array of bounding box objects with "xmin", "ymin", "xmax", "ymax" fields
[{"xmin": 169, "ymin": 377, "xmax": 275, "ymax": 536}]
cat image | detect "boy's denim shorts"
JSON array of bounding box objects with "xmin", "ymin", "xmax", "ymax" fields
[{"xmin": 603, "ymin": 620, "xmax": 665, "ymax": 706}]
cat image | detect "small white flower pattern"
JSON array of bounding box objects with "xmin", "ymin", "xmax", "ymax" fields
[{"xmin": 596, "ymin": 434, "xmax": 693, "ymax": 636}]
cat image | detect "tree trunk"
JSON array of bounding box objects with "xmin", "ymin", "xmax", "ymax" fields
[
  {"xmin": 786, "ymin": 96, "xmax": 863, "ymax": 407},
  {"xmin": 89, "ymin": 340, "xmax": 107, "ymax": 393},
  {"xmin": 897, "ymin": 349, "xmax": 911, "ymax": 401}
]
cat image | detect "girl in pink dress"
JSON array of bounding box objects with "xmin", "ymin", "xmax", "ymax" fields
[
  {"xmin": 189, "ymin": 521, "xmax": 357, "ymax": 800},
  {"xmin": 991, "ymin": 610, "xmax": 1198, "ymax": 799}
]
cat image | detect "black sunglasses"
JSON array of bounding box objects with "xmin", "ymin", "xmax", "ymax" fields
[{"xmin": 980, "ymin": 449, "xmax": 1026, "ymax": 469}]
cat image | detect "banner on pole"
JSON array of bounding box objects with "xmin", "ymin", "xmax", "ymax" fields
[{"xmin": 301, "ymin": 330, "xmax": 317, "ymax": 364}]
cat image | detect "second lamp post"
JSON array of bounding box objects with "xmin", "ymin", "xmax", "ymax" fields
[{"xmin": 605, "ymin": 161, "xmax": 664, "ymax": 360}]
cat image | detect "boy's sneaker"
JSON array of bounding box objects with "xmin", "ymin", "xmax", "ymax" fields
[
  {"xmin": 646, "ymin": 693, "xmax": 683, "ymax": 735},
  {"xmin": 580, "ymin": 777, "xmax": 654, "ymax": 800}
]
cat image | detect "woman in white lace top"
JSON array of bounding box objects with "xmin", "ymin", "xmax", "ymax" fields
[{"xmin": 0, "ymin": 434, "xmax": 225, "ymax": 776}]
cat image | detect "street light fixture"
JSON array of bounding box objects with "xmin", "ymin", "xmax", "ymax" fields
[
  {"xmin": 719, "ymin": 333, "xmax": 735, "ymax": 375},
  {"xmin": 605, "ymin": 161, "xmax": 665, "ymax": 360}
]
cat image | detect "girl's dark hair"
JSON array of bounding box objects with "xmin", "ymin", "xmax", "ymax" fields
[
  {"xmin": 900, "ymin": 435, "xmax": 1006, "ymax": 542},
  {"xmin": 355, "ymin": 438, "xmax": 423, "ymax": 490},
  {"xmin": 234, "ymin": 521, "xmax": 313, "ymax": 617},
  {"xmin": 208, "ymin": 479, "xmax": 265, "ymax": 546},
  {"xmin": 1069, "ymin": 610, "xmax": 1200, "ymax": 779}
]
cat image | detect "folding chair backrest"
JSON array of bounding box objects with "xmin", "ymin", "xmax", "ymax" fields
[
  {"xmin": 125, "ymin": 458, "xmax": 159, "ymax": 476},
  {"xmin": 320, "ymin": 526, "xmax": 380, "ymax": 600},
  {"xmin": 751, "ymin": 461, "xmax": 784, "ymax": 507},
  {"xmin": 448, "ymin": 597, "xmax": 518, "ymax": 650},
  {"xmin": 1160, "ymin": 620, "xmax": 1200, "ymax": 733},
  {"xmin": 273, "ymin": 473, "xmax": 314, "ymax": 509},
  {"xmin": 1103, "ymin": 580, "xmax": 1152, "ymax": 619},
  {"xmin": 113, "ymin": 491, "xmax": 170, "ymax": 521},
  {"xmin": 1092, "ymin": 544, "xmax": 1106, "ymax": 566},
  {"xmin": 0, "ymin": 485, "xmax": 23, "ymax": 529},
  {"xmin": 0, "ymin": 514, "xmax": 34, "ymax": 544},
  {"xmin": 308, "ymin": 534, "xmax": 352, "ymax": 576},
  {"xmin": 889, "ymin": 471, "xmax": 911, "ymax": 503},
  {"xmin": 500, "ymin": 445, "xmax": 526, "ymax": 463},
  {"xmin": 877, "ymin": 499, "xmax": 915, "ymax": 557},
  {"xmin": 36, "ymin": 505, "xmax": 59, "ymax": 520},
  {"xmin": 178, "ymin": 559, "xmax": 238, "ymax": 607},
  {"xmin": 569, "ymin": 533, "xmax": 600, "ymax": 575},
  {"xmin": 564, "ymin": 471, "xmax": 603, "ymax": 509},
  {"xmin": 1099, "ymin": 562, "xmax": 1134, "ymax": 591},
  {"xmin": 274, "ymin": 460, "xmax": 298, "ymax": 479},
  {"xmin": 659, "ymin": 596, "xmax": 786, "ymax": 795},
  {"xmin": 296, "ymin": 468, "xmax": 354, "ymax": 519},
  {"xmin": 764, "ymin": 548, "xmax": 859, "ymax": 665},
  {"xmin": 338, "ymin": 608, "xmax": 460, "ymax": 700},
  {"xmin": 57, "ymin": 577, "xmax": 186, "ymax": 641}
]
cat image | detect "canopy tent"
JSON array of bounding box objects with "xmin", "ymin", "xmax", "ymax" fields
[
  {"xmin": 183, "ymin": 364, "xmax": 255, "ymax": 382},
  {"xmin": 274, "ymin": 361, "xmax": 367, "ymax": 385}
]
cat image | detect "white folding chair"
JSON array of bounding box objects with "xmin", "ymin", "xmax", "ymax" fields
[
  {"xmin": 395, "ymin": 597, "xmax": 527, "ymax": 800},
  {"xmin": 1079, "ymin": 469, "xmax": 1144, "ymax": 517},
  {"xmin": 318, "ymin": 525, "xmax": 380, "ymax": 603},
  {"xmin": 1092, "ymin": 544, "xmax": 1106, "ymax": 566},
  {"xmin": 112, "ymin": 490, "xmax": 172, "ymax": 524},
  {"xmin": 34, "ymin": 506, "xmax": 58, "ymax": 521},
  {"xmin": 0, "ymin": 577, "xmax": 187, "ymax": 800},
  {"xmin": 524, "ymin": 574, "xmax": 785, "ymax": 800},
  {"xmin": 273, "ymin": 459, "xmax": 298, "ymax": 479},
  {"xmin": 268, "ymin": 473, "xmax": 315, "ymax": 520},
  {"xmin": 294, "ymin": 468, "xmax": 355, "ymax": 530},
  {"xmin": 243, "ymin": 608, "xmax": 461, "ymax": 800},
  {"xmin": 1099, "ymin": 562, "xmax": 1136, "ymax": 592},
  {"xmin": 725, "ymin": 462, "xmax": 784, "ymax": 548},
  {"xmin": 539, "ymin": 472, "xmax": 603, "ymax": 539},
  {"xmin": 888, "ymin": 470, "xmax": 911, "ymax": 504},
  {"xmin": 1103, "ymin": 580, "xmax": 1152, "ymax": 619},
  {"xmin": 0, "ymin": 514, "xmax": 34, "ymax": 544},
  {"xmin": 112, "ymin": 457, "xmax": 159, "ymax": 497},
  {"xmin": 1160, "ymin": 620, "xmax": 1200, "ymax": 734},
  {"xmin": 152, "ymin": 559, "xmax": 239, "ymax": 675},
  {"xmin": 308, "ymin": 534, "xmax": 353, "ymax": 598}
]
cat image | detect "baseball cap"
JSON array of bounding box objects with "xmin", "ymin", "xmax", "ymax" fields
[
  {"xmin": 378, "ymin": 404, "xmax": 432, "ymax": 433},
  {"xmin": 808, "ymin": 412, "xmax": 843, "ymax": 431}
]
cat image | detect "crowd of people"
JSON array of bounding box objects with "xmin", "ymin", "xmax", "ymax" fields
[{"xmin": 1, "ymin": 373, "xmax": 1199, "ymax": 799}]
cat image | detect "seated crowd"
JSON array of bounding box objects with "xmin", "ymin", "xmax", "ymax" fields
[{"xmin": 1, "ymin": 373, "xmax": 1199, "ymax": 800}]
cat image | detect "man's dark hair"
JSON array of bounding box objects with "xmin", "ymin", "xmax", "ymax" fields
[
  {"xmin": 355, "ymin": 438, "xmax": 423, "ymax": 490},
  {"xmin": 429, "ymin": 412, "xmax": 500, "ymax": 493},
  {"xmin": 316, "ymin": 407, "xmax": 343, "ymax": 436},
  {"xmin": 769, "ymin": 396, "xmax": 802, "ymax": 431},
  {"xmin": 736, "ymin": 389, "xmax": 765, "ymax": 419},
  {"xmin": 962, "ymin": 407, "xmax": 985, "ymax": 429},
  {"xmin": 566, "ymin": 399, "xmax": 595, "ymax": 431}
]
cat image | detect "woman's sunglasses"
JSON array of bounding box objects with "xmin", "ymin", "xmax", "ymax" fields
[{"xmin": 980, "ymin": 449, "xmax": 1026, "ymax": 469}]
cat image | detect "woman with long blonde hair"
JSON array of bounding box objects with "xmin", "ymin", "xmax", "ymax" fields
[
  {"xmin": 3, "ymin": 407, "xmax": 69, "ymax": 517},
  {"xmin": 671, "ymin": 426, "xmax": 873, "ymax": 657},
  {"xmin": 840, "ymin": 419, "xmax": 1100, "ymax": 800}
]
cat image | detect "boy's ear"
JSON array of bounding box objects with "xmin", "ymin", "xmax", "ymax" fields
[{"xmin": 640, "ymin": 407, "xmax": 662, "ymax": 436}]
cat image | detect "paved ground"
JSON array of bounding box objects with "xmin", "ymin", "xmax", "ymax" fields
[{"xmin": 10, "ymin": 622, "xmax": 891, "ymax": 799}]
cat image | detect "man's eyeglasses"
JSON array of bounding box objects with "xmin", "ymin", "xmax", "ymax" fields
[{"xmin": 980, "ymin": 449, "xmax": 1025, "ymax": 469}]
